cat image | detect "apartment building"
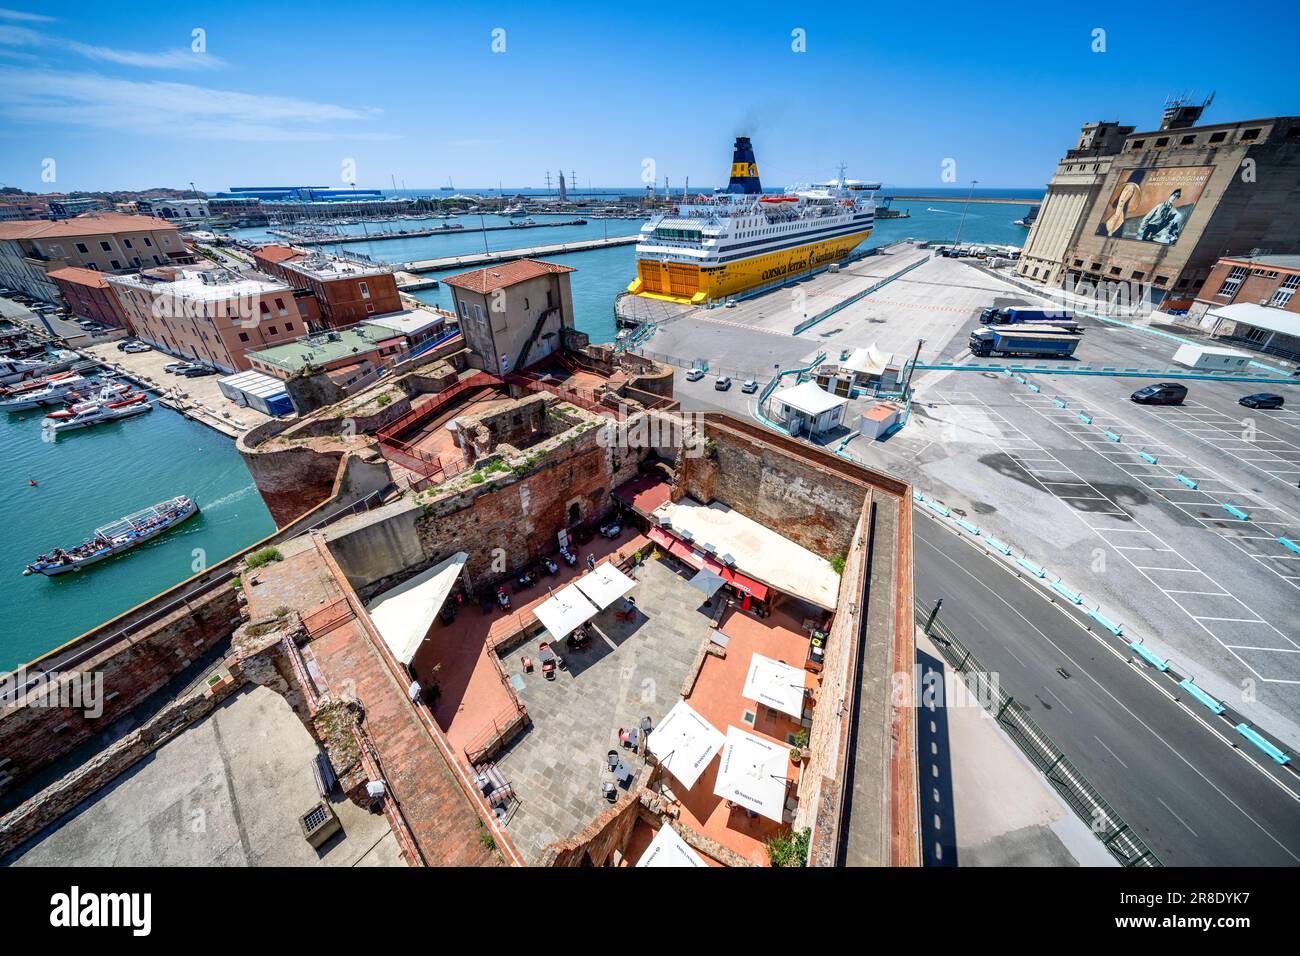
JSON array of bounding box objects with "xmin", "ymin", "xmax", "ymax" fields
[
  {"xmin": 0, "ymin": 213, "xmax": 194, "ymax": 302},
  {"xmin": 107, "ymin": 267, "xmax": 309, "ymax": 372},
  {"xmin": 1183, "ymin": 254, "xmax": 1300, "ymax": 359},
  {"xmin": 253, "ymin": 245, "xmax": 402, "ymax": 327}
]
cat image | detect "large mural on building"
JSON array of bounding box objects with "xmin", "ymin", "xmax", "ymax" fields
[{"xmin": 1095, "ymin": 165, "xmax": 1213, "ymax": 245}]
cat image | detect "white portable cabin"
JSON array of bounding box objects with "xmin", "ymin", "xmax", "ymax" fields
[{"xmin": 1171, "ymin": 344, "xmax": 1251, "ymax": 371}]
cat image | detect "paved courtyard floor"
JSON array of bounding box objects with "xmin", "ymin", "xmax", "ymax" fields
[{"xmin": 494, "ymin": 556, "xmax": 714, "ymax": 863}]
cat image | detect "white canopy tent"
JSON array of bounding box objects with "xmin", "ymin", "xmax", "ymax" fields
[
  {"xmin": 533, "ymin": 582, "xmax": 600, "ymax": 640},
  {"xmin": 741, "ymin": 653, "xmax": 808, "ymax": 719},
  {"xmin": 574, "ymin": 561, "xmax": 637, "ymax": 610},
  {"xmin": 646, "ymin": 699, "xmax": 726, "ymax": 790},
  {"xmin": 713, "ymin": 725, "xmax": 791, "ymax": 823},
  {"xmin": 365, "ymin": 551, "xmax": 467, "ymax": 666},
  {"xmin": 635, "ymin": 822, "xmax": 708, "ymax": 868}
]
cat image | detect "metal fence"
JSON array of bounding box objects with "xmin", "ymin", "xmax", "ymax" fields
[{"xmin": 920, "ymin": 610, "xmax": 1162, "ymax": 867}]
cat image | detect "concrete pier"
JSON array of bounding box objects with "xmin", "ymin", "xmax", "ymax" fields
[
  {"xmin": 402, "ymin": 235, "xmax": 638, "ymax": 273},
  {"xmin": 270, "ymin": 217, "xmax": 594, "ymax": 247}
]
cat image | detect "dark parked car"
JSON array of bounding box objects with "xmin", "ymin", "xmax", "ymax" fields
[
  {"xmin": 1130, "ymin": 383, "xmax": 1188, "ymax": 406},
  {"xmin": 179, "ymin": 365, "xmax": 218, "ymax": 377},
  {"xmin": 1239, "ymin": 393, "xmax": 1284, "ymax": 410}
]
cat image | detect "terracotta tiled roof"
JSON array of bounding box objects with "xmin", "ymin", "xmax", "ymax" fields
[
  {"xmin": 254, "ymin": 244, "xmax": 305, "ymax": 264},
  {"xmin": 442, "ymin": 257, "xmax": 575, "ymax": 295},
  {"xmin": 0, "ymin": 212, "xmax": 177, "ymax": 240},
  {"xmin": 46, "ymin": 266, "xmax": 111, "ymax": 288}
]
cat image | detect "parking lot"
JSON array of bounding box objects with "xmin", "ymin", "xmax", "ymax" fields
[{"xmin": 846, "ymin": 297, "xmax": 1300, "ymax": 747}]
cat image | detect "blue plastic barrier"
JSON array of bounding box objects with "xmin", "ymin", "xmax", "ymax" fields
[
  {"xmin": 1016, "ymin": 557, "xmax": 1046, "ymax": 578},
  {"xmin": 912, "ymin": 490, "xmax": 925, "ymax": 503},
  {"xmin": 1128, "ymin": 640, "xmax": 1167, "ymax": 670},
  {"xmin": 1176, "ymin": 474, "xmax": 1198, "ymax": 490},
  {"xmin": 1104, "ymin": 431, "xmax": 1122, "ymax": 443},
  {"xmin": 954, "ymin": 517, "xmax": 981, "ymax": 536},
  {"xmin": 1222, "ymin": 504, "xmax": 1250, "ymax": 521},
  {"xmin": 983, "ymin": 535, "xmax": 1012, "ymax": 556},
  {"xmin": 1076, "ymin": 413, "xmax": 1093, "ymax": 424},
  {"xmin": 1178, "ymin": 679, "xmax": 1226, "ymax": 716},
  {"xmin": 1139, "ymin": 450, "xmax": 1158, "ymax": 464},
  {"xmin": 1050, "ymin": 580, "xmax": 1083, "ymax": 604},
  {"xmin": 1053, "ymin": 398, "xmax": 1067, "ymax": 408},
  {"xmin": 1027, "ymin": 383, "xmax": 1041, "ymax": 393},
  {"xmin": 927, "ymin": 500, "xmax": 951, "ymax": 518},
  {"xmin": 1090, "ymin": 608, "xmax": 1124, "ymax": 637},
  {"xmin": 1280, "ymin": 537, "xmax": 1300, "ymax": 556},
  {"xmin": 1234, "ymin": 724, "xmax": 1292, "ymax": 765}
]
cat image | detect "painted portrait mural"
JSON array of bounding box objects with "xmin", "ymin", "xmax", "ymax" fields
[{"xmin": 1095, "ymin": 165, "xmax": 1213, "ymax": 245}]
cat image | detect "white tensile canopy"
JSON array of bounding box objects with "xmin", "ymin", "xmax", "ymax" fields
[
  {"xmin": 574, "ymin": 561, "xmax": 637, "ymax": 610},
  {"xmin": 741, "ymin": 652, "xmax": 807, "ymax": 719},
  {"xmin": 533, "ymin": 582, "xmax": 599, "ymax": 640},
  {"xmin": 646, "ymin": 699, "xmax": 726, "ymax": 790},
  {"xmin": 635, "ymin": 822, "xmax": 708, "ymax": 868},
  {"xmin": 713, "ymin": 725, "xmax": 791, "ymax": 822},
  {"xmin": 365, "ymin": 551, "xmax": 467, "ymax": 666}
]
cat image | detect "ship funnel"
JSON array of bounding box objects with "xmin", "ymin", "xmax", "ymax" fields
[{"xmin": 726, "ymin": 137, "xmax": 763, "ymax": 195}]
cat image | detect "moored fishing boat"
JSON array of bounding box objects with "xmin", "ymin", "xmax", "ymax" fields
[{"xmin": 24, "ymin": 496, "xmax": 200, "ymax": 576}]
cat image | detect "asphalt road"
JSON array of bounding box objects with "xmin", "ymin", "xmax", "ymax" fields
[{"xmin": 913, "ymin": 510, "xmax": 1300, "ymax": 866}]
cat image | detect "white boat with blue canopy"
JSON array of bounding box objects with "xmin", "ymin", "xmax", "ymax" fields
[{"xmin": 24, "ymin": 495, "xmax": 199, "ymax": 576}]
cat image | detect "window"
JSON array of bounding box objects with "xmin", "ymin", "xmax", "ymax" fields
[
  {"xmin": 1241, "ymin": 128, "xmax": 1261, "ymax": 142},
  {"xmin": 1217, "ymin": 265, "xmax": 1248, "ymax": 298},
  {"xmin": 1269, "ymin": 274, "xmax": 1300, "ymax": 309},
  {"xmin": 1208, "ymin": 131, "xmax": 1227, "ymax": 144},
  {"xmin": 123, "ymin": 239, "xmax": 133, "ymax": 248},
  {"xmin": 1130, "ymin": 139, "xmax": 1145, "ymax": 149},
  {"xmin": 1109, "ymin": 266, "xmax": 1122, "ymax": 276},
  {"xmin": 110, "ymin": 260, "xmax": 121, "ymax": 270},
  {"xmin": 267, "ymin": 326, "xmax": 277, "ymax": 335},
  {"xmin": 1131, "ymin": 270, "xmax": 1145, "ymax": 280},
  {"xmin": 259, "ymin": 302, "xmax": 270, "ymax": 315},
  {"xmin": 458, "ymin": 298, "xmax": 469, "ymax": 319},
  {"xmin": 1154, "ymin": 137, "xmax": 1169, "ymax": 148},
  {"xmin": 275, "ymin": 297, "xmax": 287, "ymax": 316},
  {"xmin": 144, "ymin": 237, "xmax": 153, "ymax": 247},
  {"xmin": 76, "ymin": 243, "xmax": 89, "ymax": 254},
  {"xmin": 359, "ymin": 281, "xmax": 370, "ymax": 299},
  {"xmin": 1180, "ymin": 135, "xmax": 1196, "ymax": 146},
  {"xmin": 1154, "ymin": 275, "xmax": 1168, "ymax": 286},
  {"xmin": 285, "ymin": 322, "xmax": 294, "ymax": 332},
  {"xmin": 366, "ymin": 303, "xmax": 374, "ymax": 313}
]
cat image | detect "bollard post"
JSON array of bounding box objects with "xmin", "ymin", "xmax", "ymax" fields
[{"xmin": 924, "ymin": 598, "xmax": 944, "ymax": 635}]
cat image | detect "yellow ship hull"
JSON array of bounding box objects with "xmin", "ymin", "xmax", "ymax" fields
[{"xmin": 627, "ymin": 229, "xmax": 871, "ymax": 303}]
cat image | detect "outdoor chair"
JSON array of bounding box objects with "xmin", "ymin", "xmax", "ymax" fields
[
  {"xmin": 607, "ymin": 750, "xmax": 619, "ymax": 771},
  {"xmin": 602, "ymin": 781, "xmax": 617, "ymax": 802}
]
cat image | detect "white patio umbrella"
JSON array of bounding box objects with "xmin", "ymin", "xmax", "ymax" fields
[
  {"xmin": 635, "ymin": 822, "xmax": 707, "ymax": 868},
  {"xmin": 533, "ymin": 582, "xmax": 599, "ymax": 640},
  {"xmin": 741, "ymin": 653, "xmax": 807, "ymax": 719},
  {"xmin": 646, "ymin": 699, "xmax": 725, "ymax": 790},
  {"xmin": 574, "ymin": 561, "xmax": 636, "ymax": 610},
  {"xmin": 687, "ymin": 566, "xmax": 727, "ymax": 599},
  {"xmin": 713, "ymin": 726, "xmax": 791, "ymax": 822}
]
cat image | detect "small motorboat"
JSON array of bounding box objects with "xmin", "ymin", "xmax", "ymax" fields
[
  {"xmin": 24, "ymin": 496, "xmax": 199, "ymax": 576},
  {"xmin": 42, "ymin": 392, "xmax": 151, "ymax": 433},
  {"xmin": 0, "ymin": 374, "xmax": 95, "ymax": 411}
]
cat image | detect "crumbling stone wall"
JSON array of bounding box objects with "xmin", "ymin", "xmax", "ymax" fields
[
  {"xmin": 0, "ymin": 584, "xmax": 242, "ymax": 801},
  {"xmin": 676, "ymin": 420, "xmax": 869, "ymax": 561}
]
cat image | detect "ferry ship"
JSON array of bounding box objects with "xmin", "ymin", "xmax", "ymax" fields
[
  {"xmin": 627, "ymin": 137, "xmax": 877, "ymax": 304},
  {"xmin": 24, "ymin": 496, "xmax": 199, "ymax": 576}
]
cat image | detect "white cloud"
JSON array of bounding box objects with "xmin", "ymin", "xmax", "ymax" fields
[
  {"xmin": 0, "ymin": 7, "xmax": 54, "ymax": 22},
  {"xmin": 0, "ymin": 68, "xmax": 397, "ymax": 142},
  {"xmin": 0, "ymin": 23, "xmax": 226, "ymax": 70}
]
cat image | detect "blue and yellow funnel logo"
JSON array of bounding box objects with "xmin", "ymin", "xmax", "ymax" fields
[{"xmin": 726, "ymin": 137, "xmax": 763, "ymax": 195}]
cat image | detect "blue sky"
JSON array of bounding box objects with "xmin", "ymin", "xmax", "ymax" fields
[{"xmin": 0, "ymin": 1, "xmax": 1296, "ymax": 193}]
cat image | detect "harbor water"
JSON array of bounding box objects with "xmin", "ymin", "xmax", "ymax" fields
[
  {"xmin": 1, "ymin": 398, "xmax": 274, "ymax": 672},
  {"xmin": 3, "ymin": 194, "xmax": 1035, "ymax": 671}
]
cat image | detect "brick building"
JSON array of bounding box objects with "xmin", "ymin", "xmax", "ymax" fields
[
  {"xmin": 254, "ymin": 245, "xmax": 403, "ymax": 328},
  {"xmin": 1018, "ymin": 100, "xmax": 1300, "ymax": 305},
  {"xmin": 1181, "ymin": 253, "xmax": 1300, "ymax": 359},
  {"xmin": 444, "ymin": 258, "xmax": 575, "ymax": 375},
  {"xmin": 47, "ymin": 266, "xmax": 128, "ymax": 328},
  {"xmin": 107, "ymin": 266, "xmax": 310, "ymax": 372},
  {"xmin": 0, "ymin": 212, "xmax": 194, "ymax": 303}
]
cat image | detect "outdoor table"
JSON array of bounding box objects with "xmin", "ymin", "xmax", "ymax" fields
[
  {"xmin": 628, "ymin": 727, "xmax": 640, "ymax": 750},
  {"xmin": 640, "ymin": 717, "xmax": 652, "ymax": 735},
  {"xmin": 538, "ymin": 645, "xmax": 556, "ymax": 665},
  {"xmin": 614, "ymin": 761, "xmax": 632, "ymax": 783}
]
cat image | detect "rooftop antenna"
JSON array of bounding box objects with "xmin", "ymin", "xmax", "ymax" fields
[
  {"xmin": 545, "ymin": 170, "xmax": 552, "ymax": 194},
  {"xmin": 836, "ymin": 162, "xmax": 848, "ymax": 187}
]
